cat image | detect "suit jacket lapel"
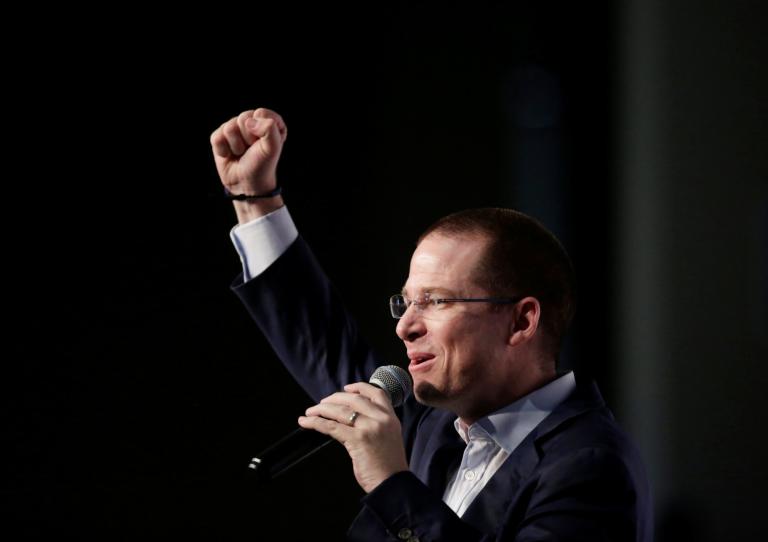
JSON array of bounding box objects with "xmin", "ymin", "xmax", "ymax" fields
[
  {"xmin": 460, "ymin": 433, "xmax": 541, "ymax": 533},
  {"xmin": 409, "ymin": 409, "xmax": 465, "ymax": 494}
]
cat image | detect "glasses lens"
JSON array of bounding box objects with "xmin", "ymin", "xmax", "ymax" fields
[{"xmin": 389, "ymin": 295, "xmax": 407, "ymax": 318}]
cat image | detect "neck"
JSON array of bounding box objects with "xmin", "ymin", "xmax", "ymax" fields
[{"xmin": 458, "ymin": 362, "xmax": 557, "ymax": 426}]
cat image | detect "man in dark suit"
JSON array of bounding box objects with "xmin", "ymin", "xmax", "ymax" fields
[{"xmin": 211, "ymin": 108, "xmax": 653, "ymax": 541}]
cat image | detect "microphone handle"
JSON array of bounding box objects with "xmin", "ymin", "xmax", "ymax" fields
[{"xmin": 248, "ymin": 427, "xmax": 334, "ymax": 482}]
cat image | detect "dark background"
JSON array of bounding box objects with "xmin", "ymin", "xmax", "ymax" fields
[{"xmin": 8, "ymin": 3, "xmax": 767, "ymax": 540}]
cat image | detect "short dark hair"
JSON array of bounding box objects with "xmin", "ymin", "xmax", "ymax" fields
[{"xmin": 418, "ymin": 208, "xmax": 576, "ymax": 356}]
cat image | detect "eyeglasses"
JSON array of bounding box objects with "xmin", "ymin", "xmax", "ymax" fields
[{"xmin": 389, "ymin": 293, "xmax": 522, "ymax": 319}]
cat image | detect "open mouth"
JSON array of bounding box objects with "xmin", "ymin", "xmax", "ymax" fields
[{"xmin": 408, "ymin": 353, "xmax": 436, "ymax": 372}]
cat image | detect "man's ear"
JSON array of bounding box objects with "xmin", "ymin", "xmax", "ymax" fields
[{"xmin": 508, "ymin": 297, "xmax": 541, "ymax": 347}]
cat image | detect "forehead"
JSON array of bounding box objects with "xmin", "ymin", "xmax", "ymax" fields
[{"xmin": 403, "ymin": 233, "xmax": 489, "ymax": 294}]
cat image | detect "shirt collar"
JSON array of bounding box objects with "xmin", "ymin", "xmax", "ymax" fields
[{"xmin": 453, "ymin": 371, "xmax": 576, "ymax": 453}]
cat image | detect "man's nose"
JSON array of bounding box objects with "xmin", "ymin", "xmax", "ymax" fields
[{"xmin": 395, "ymin": 305, "xmax": 427, "ymax": 342}]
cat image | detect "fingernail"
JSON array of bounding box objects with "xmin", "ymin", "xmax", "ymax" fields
[{"xmin": 245, "ymin": 118, "xmax": 261, "ymax": 129}]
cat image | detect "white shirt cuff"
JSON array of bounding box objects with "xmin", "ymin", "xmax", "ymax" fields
[{"xmin": 229, "ymin": 206, "xmax": 298, "ymax": 281}]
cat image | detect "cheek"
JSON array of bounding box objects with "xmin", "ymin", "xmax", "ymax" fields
[
  {"xmin": 439, "ymin": 323, "xmax": 481, "ymax": 363},
  {"xmin": 432, "ymin": 322, "xmax": 460, "ymax": 354},
  {"xmin": 447, "ymin": 321, "xmax": 499, "ymax": 366}
]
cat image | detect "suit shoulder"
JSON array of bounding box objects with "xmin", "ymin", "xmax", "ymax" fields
[{"xmin": 537, "ymin": 408, "xmax": 650, "ymax": 492}]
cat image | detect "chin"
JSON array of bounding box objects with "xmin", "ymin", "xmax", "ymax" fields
[{"xmin": 413, "ymin": 381, "xmax": 449, "ymax": 408}]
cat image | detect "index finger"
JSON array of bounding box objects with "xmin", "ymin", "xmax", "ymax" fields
[
  {"xmin": 344, "ymin": 382, "xmax": 391, "ymax": 406},
  {"xmin": 319, "ymin": 391, "xmax": 378, "ymax": 416}
]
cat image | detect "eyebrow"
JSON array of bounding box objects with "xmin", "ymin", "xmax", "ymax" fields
[{"xmin": 401, "ymin": 286, "xmax": 458, "ymax": 297}]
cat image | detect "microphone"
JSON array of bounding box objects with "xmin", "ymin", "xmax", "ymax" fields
[{"xmin": 247, "ymin": 365, "xmax": 412, "ymax": 483}]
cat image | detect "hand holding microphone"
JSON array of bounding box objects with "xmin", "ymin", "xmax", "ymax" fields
[{"xmin": 250, "ymin": 365, "xmax": 412, "ymax": 493}]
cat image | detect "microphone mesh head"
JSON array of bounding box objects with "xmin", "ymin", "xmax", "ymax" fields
[{"xmin": 369, "ymin": 365, "xmax": 413, "ymax": 407}]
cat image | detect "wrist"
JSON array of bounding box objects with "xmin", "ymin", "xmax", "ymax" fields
[{"xmin": 234, "ymin": 196, "xmax": 285, "ymax": 224}]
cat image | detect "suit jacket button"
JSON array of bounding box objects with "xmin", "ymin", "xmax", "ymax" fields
[{"xmin": 397, "ymin": 528, "xmax": 413, "ymax": 539}]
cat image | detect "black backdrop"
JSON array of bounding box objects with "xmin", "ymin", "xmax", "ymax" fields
[{"xmin": 10, "ymin": 5, "xmax": 626, "ymax": 539}]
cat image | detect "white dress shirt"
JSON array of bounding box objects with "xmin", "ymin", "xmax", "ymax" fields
[{"xmin": 229, "ymin": 206, "xmax": 576, "ymax": 516}]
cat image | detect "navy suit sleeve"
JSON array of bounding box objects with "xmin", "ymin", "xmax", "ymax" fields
[
  {"xmin": 351, "ymin": 472, "xmax": 486, "ymax": 541},
  {"xmin": 231, "ymin": 236, "xmax": 385, "ymax": 402}
]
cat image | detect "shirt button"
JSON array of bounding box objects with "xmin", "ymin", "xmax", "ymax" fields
[
  {"xmin": 464, "ymin": 469, "xmax": 476, "ymax": 481},
  {"xmin": 397, "ymin": 528, "xmax": 413, "ymax": 540}
]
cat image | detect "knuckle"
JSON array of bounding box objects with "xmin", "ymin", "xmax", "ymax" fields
[
  {"xmin": 324, "ymin": 392, "xmax": 343, "ymax": 403},
  {"xmin": 222, "ymin": 122, "xmax": 239, "ymax": 138},
  {"xmin": 351, "ymin": 396, "xmax": 371, "ymax": 411},
  {"xmin": 326, "ymin": 420, "xmax": 342, "ymax": 436}
]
